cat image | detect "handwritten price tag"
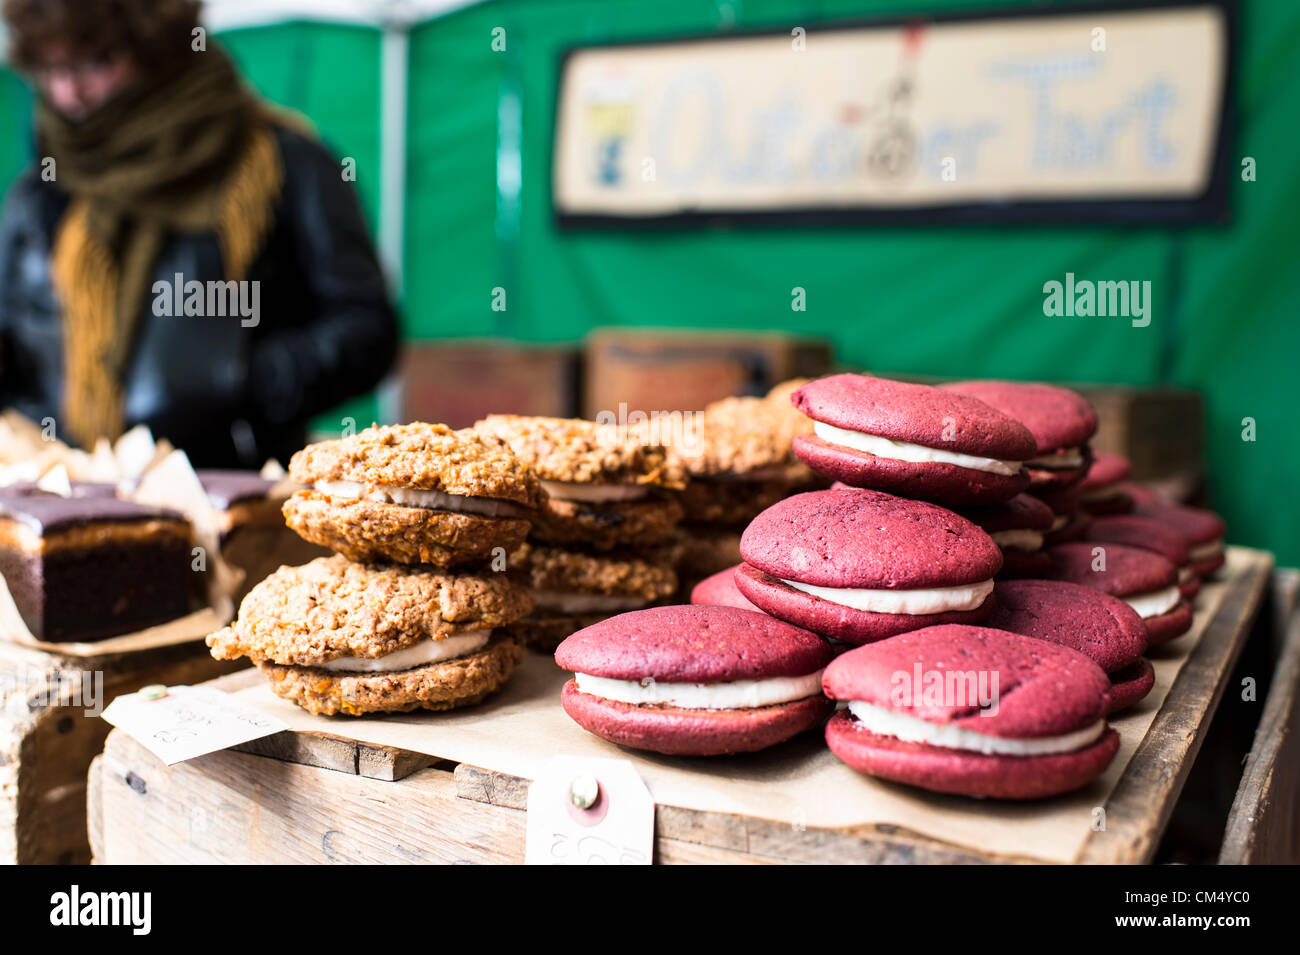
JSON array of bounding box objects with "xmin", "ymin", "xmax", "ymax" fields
[
  {"xmin": 525, "ymin": 756, "xmax": 655, "ymax": 865},
  {"xmin": 100, "ymin": 685, "xmax": 289, "ymax": 765}
]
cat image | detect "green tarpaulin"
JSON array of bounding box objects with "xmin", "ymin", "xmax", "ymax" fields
[{"xmin": 1, "ymin": 0, "xmax": 1296, "ymax": 564}]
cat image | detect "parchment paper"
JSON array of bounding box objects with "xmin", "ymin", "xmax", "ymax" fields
[{"xmin": 230, "ymin": 549, "xmax": 1250, "ymax": 864}]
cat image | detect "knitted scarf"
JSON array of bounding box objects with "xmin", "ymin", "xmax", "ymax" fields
[{"xmin": 40, "ymin": 48, "xmax": 283, "ymax": 447}]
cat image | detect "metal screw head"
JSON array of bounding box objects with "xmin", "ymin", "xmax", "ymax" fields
[
  {"xmin": 568, "ymin": 773, "xmax": 600, "ymax": 810},
  {"xmin": 140, "ymin": 684, "xmax": 169, "ymax": 701}
]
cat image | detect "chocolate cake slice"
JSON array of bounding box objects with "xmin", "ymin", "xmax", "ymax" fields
[{"xmin": 0, "ymin": 488, "xmax": 193, "ymax": 641}]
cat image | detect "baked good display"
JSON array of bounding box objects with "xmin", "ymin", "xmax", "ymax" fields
[
  {"xmin": 1129, "ymin": 494, "xmax": 1227, "ymax": 578},
  {"xmin": 282, "ymin": 422, "xmax": 545, "ymax": 567},
  {"xmin": 735, "ymin": 487, "xmax": 1001, "ymax": 644},
  {"xmin": 1081, "ymin": 514, "xmax": 1198, "ymax": 598},
  {"xmin": 1047, "ymin": 541, "xmax": 1192, "ymax": 645},
  {"xmin": 503, "ymin": 542, "xmax": 677, "ymax": 652},
  {"xmin": 207, "ymin": 555, "xmax": 532, "ymax": 715},
  {"xmin": 941, "ymin": 380, "xmax": 1098, "ymax": 489},
  {"xmin": 987, "ymin": 579, "xmax": 1154, "ymax": 713},
  {"xmin": 554, "ymin": 604, "xmax": 834, "ymax": 756},
  {"xmin": 0, "ymin": 486, "xmax": 192, "ymax": 641},
  {"xmin": 956, "ymin": 492, "xmax": 1056, "ymax": 579},
  {"xmin": 473, "ymin": 414, "xmax": 684, "ymax": 551},
  {"xmin": 199, "ymin": 366, "xmax": 1236, "ymax": 818},
  {"xmin": 790, "ymin": 375, "xmax": 1036, "ymax": 505},
  {"xmin": 822, "ymin": 625, "xmax": 1120, "ymax": 798}
]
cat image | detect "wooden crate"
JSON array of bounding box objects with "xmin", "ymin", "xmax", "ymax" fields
[
  {"xmin": 1072, "ymin": 384, "xmax": 1205, "ymax": 492},
  {"xmin": 399, "ymin": 340, "xmax": 581, "ymax": 428},
  {"xmin": 583, "ymin": 328, "xmax": 832, "ymax": 419},
  {"xmin": 89, "ymin": 550, "xmax": 1272, "ymax": 865},
  {"xmin": 1219, "ymin": 599, "xmax": 1300, "ymax": 864},
  {"xmin": 0, "ymin": 627, "xmax": 243, "ymax": 865}
]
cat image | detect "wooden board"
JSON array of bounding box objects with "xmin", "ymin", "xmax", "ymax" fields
[
  {"xmin": 90, "ymin": 548, "xmax": 1273, "ymax": 865},
  {"xmin": 0, "ymin": 636, "xmax": 242, "ymax": 865},
  {"xmin": 1218, "ymin": 603, "xmax": 1300, "ymax": 864}
]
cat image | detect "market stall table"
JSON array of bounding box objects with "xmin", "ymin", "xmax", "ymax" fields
[{"xmin": 88, "ymin": 548, "xmax": 1274, "ymax": 865}]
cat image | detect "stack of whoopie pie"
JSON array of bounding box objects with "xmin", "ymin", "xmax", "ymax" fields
[
  {"xmin": 206, "ymin": 422, "xmax": 543, "ymax": 715},
  {"xmin": 1046, "ymin": 541, "xmax": 1193, "ymax": 646},
  {"xmin": 1126, "ymin": 486, "xmax": 1228, "ymax": 581},
  {"xmin": 790, "ymin": 374, "xmax": 1037, "ymax": 505},
  {"xmin": 1078, "ymin": 456, "xmax": 1230, "ymax": 585},
  {"xmin": 942, "ymin": 380, "xmax": 1100, "ymax": 546},
  {"xmin": 474, "ymin": 415, "xmax": 684, "ymax": 652},
  {"xmin": 722, "ymin": 374, "xmax": 1132, "ymax": 796},
  {"xmin": 667, "ymin": 383, "xmax": 826, "ymax": 593},
  {"xmin": 551, "ymin": 370, "xmax": 1224, "ymax": 803}
]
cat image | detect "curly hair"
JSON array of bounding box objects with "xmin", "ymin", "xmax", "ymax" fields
[{"xmin": 2, "ymin": 0, "xmax": 203, "ymax": 71}]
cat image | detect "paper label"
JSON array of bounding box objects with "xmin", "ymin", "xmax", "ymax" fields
[
  {"xmin": 100, "ymin": 685, "xmax": 289, "ymax": 765},
  {"xmin": 525, "ymin": 755, "xmax": 655, "ymax": 865}
]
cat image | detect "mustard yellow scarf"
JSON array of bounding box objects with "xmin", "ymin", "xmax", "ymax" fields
[{"xmin": 40, "ymin": 48, "xmax": 283, "ymax": 447}]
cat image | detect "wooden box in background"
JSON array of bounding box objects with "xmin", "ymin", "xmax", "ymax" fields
[
  {"xmin": 583, "ymin": 328, "xmax": 832, "ymax": 419},
  {"xmin": 1073, "ymin": 384, "xmax": 1205, "ymax": 497},
  {"xmin": 400, "ymin": 341, "xmax": 581, "ymax": 428}
]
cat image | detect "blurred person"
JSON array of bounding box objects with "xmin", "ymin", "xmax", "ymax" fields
[{"xmin": 0, "ymin": 0, "xmax": 398, "ymax": 467}]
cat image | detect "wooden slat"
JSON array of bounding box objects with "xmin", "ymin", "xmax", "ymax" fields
[
  {"xmin": 95, "ymin": 732, "xmax": 771, "ymax": 865},
  {"xmin": 1076, "ymin": 550, "xmax": 1273, "ymax": 863},
  {"xmin": 1219, "ymin": 606, "xmax": 1300, "ymax": 864},
  {"xmin": 214, "ymin": 669, "xmax": 438, "ymax": 781},
  {"xmin": 452, "ymin": 763, "xmax": 1036, "ymax": 864}
]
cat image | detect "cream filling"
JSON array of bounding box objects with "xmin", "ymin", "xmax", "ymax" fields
[
  {"xmin": 812, "ymin": 421, "xmax": 1022, "ymax": 476},
  {"xmin": 1123, "ymin": 585, "xmax": 1181, "ymax": 619},
  {"xmin": 1026, "ymin": 446, "xmax": 1085, "ymax": 469},
  {"xmin": 540, "ymin": 480, "xmax": 648, "ymax": 503},
  {"xmin": 316, "ymin": 630, "xmax": 490, "ymax": 673},
  {"xmin": 1189, "ymin": 538, "xmax": 1224, "ymax": 562},
  {"xmin": 990, "ymin": 529, "xmax": 1044, "ymax": 552},
  {"xmin": 575, "ymin": 669, "xmax": 824, "ymax": 709},
  {"xmin": 845, "ymin": 700, "xmax": 1106, "ymax": 756},
  {"xmin": 1178, "ymin": 566, "xmax": 1196, "ymax": 585},
  {"xmin": 533, "ymin": 591, "xmax": 649, "ymax": 614},
  {"xmin": 314, "ymin": 480, "xmax": 519, "ymax": 517},
  {"xmin": 780, "ymin": 577, "xmax": 994, "ymax": 615},
  {"xmin": 1048, "ymin": 514, "xmax": 1070, "ymax": 532}
]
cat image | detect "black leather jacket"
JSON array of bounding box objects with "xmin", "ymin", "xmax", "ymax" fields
[{"xmin": 0, "ymin": 125, "xmax": 399, "ymax": 467}]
